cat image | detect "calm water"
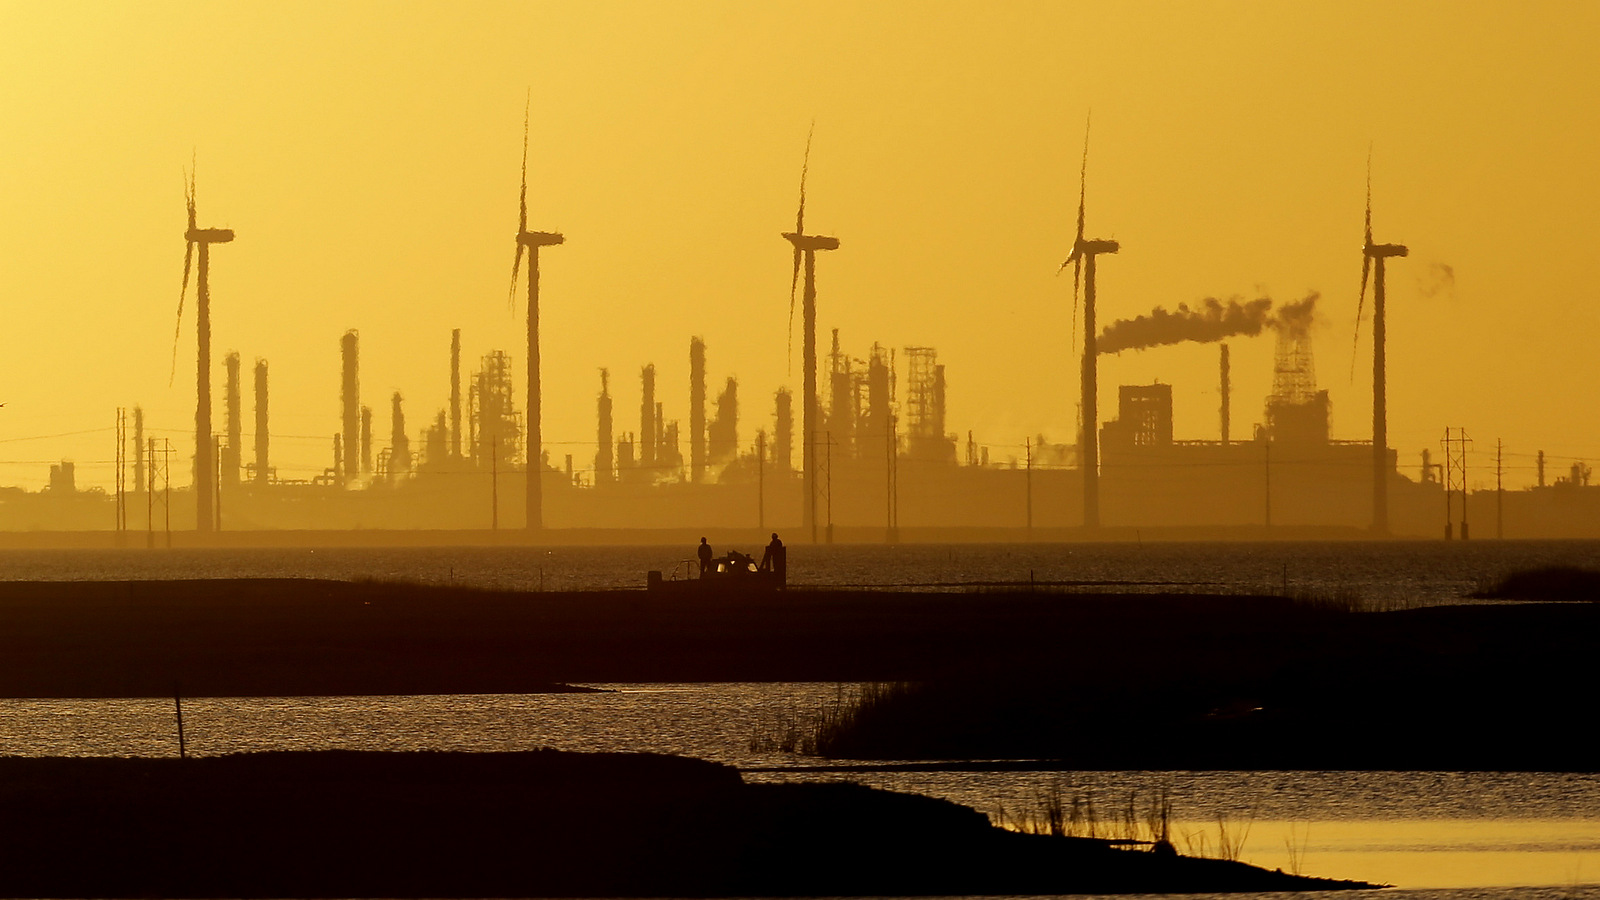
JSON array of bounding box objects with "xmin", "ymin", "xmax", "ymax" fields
[
  {"xmin": 3, "ymin": 540, "xmax": 1599, "ymax": 897},
  {"xmin": 1, "ymin": 685, "xmax": 1597, "ymax": 895}
]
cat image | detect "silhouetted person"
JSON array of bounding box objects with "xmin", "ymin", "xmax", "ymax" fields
[
  {"xmin": 697, "ymin": 537, "xmax": 713, "ymax": 579},
  {"xmin": 759, "ymin": 532, "xmax": 786, "ymax": 586}
]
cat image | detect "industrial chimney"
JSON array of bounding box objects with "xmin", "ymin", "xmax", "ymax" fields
[
  {"xmin": 224, "ymin": 352, "xmax": 242, "ymax": 484},
  {"xmin": 595, "ymin": 368, "xmax": 613, "ymax": 485},
  {"xmin": 390, "ymin": 392, "xmax": 410, "ymax": 479},
  {"xmin": 1220, "ymin": 343, "xmax": 1231, "ymax": 444},
  {"xmin": 640, "ymin": 364, "xmax": 656, "ymax": 471},
  {"xmin": 450, "ymin": 329, "xmax": 462, "ymax": 461},
  {"xmin": 774, "ymin": 388, "xmax": 793, "ymax": 472},
  {"xmin": 690, "ymin": 337, "xmax": 706, "ymax": 483},
  {"xmin": 360, "ymin": 406, "xmax": 373, "ymax": 476},
  {"xmin": 254, "ymin": 359, "xmax": 269, "ymax": 486},
  {"xmin": 340, "ymin": 330, "xmax": 359, "ymax": 485},
  {"xmin": 133, "ymin": 406, "xmax": 145, "ymax": 495}
]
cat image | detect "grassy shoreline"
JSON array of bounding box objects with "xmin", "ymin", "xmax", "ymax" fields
[
  {"xmin": 1, "ymin": 577, "xmax": 1594, "ymax": 770},
  {"xmin": 0, "ymin": 748, "xmax": 1379, "ymax": 897}
]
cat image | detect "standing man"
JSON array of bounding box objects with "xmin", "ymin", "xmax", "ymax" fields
[
  {"xmin": 759, "ymin": 532, "xmax": 786, "ymax": 587},
  {"xmin": 697, "ymin": 537, "xmax": 713, "ymax": 579}
]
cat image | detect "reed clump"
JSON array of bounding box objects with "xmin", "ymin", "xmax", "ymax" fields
[
  {"xmin": 748, "ymin": 683, "xmax": 914, "ymax": 756},
  {"xmin": 995, "ymin": 782, "xmax": 1174, "ymax": 850}
]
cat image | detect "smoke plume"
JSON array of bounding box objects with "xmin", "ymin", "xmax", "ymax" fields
[
  {"xmin": 1273, "ymin": 291, "xmax": 1318, "ymax": 336},
  {"xmin": 1417, "ymin": 262, "xmax": 1456, "ymax": 299},
  {"xmin": 1098, "ymin": 292, "xmax": 1319, "ymax": 353}
]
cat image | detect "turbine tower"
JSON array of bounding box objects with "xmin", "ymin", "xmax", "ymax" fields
[
  {"xmin": 1059, "ymin": 120, "xmax": 1118, "ymax": 530},
  {"xmin": 508, "ymin": 96, "xmax": 564, "ymax": 532},
  {"xmin": 1353, "ymin": 155, "xmax": 1407, "ymax": 535},
  {"xmin": 781, "ymin": 126, "xmax": 839, "ymax": 543},
  {"xmin": 172, "ymin": 166, "xmax": 234, "ymax": 533}
]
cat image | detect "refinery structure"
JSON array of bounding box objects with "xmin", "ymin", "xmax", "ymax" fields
[
  {"xmin": 4, "ymin": 129, "xmax": 1598, "ymax": 543},
  {"xmin": 11, "ymin": 312, "xmax": 1599, "ymax": 541}
]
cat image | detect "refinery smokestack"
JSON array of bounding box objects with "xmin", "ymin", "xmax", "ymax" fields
[
  {"xmin": 391, "ymin": 392, "xmax": 409, "ymax": 478},
  {"xmin": 774, "ymin": 388, "xmax": 793, "ymax": 472},
  {"xmin": 708, "ymin": 377, "xmax": 738, "ymax": 464},
  {"xmin": 133, "ymin": 406, "xmax": 145, "ymax": 495},
  {"xmin": 596, "ymin": 368, "xmax": 613, "ymax": 485},
  {"xmin": 1220, "ymin": 343, "xmax": 1231, "ymax": 444},
  {"xmin": 450, "ymin": 329, "xmax": 462, "ymax": 460},
  {"xmin": 640, "ymin": 364, "xmax": 656, "ymax": 470},
  {"xmin": 689, "ymin": 337, "xmax": 705, "ymax": 483},
  {"xmin": 361, "ymin": 406, "xmax": 373, "ymax": 475},
  {"xmin": 254, "ymin": 359, "xmax": 269, "ymax": 486},
  {"xmin": 224, "ymin": 352, "xmax": 241, "ymax": 484},
  {"xmin": 341, "ymin": 330, "xmax": 359, "ymax": 485}
]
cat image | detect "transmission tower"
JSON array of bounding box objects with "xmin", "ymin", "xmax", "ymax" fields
[{"xmin": 1440, "ymin": 427, "xmax": 1472, "ymax": 540}]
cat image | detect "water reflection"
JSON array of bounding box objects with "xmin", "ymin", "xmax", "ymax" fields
[{"xmin": 1, "ymin": 686, "xmax": 1596, "ymax": 894}]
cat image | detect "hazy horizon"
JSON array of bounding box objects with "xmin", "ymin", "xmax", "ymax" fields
[{"xmin": 2, "ymin": 1, "xmax": 1595, "ymax": 493}]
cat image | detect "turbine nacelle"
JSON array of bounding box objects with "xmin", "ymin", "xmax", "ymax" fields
[
  {"xmin": 518, "ymin": 230, "xmax": 565, "ymax": 248},
  {"xmin": 783, "ymin": 232, "xmax": 839, "ymax": 252},
  {"xmin": 185, "ymin": 227, "xmax": 235, "ymax": 244},
  {"xmin": 1061, "ymin": 238, "xmax": 1119, "ymax": 268},
  {"xmin": 1364, "ymin": 242, "xmax": 1407, "ymax": 259}
]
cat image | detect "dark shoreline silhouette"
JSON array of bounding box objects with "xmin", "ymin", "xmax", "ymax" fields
[
  {"xmin": 0, "ymin": 749, "xmax": 1377, "ymax": 897},
  {"xmin": 0, "ymin": 577, "xmax": 1594, "ymax": 771}
]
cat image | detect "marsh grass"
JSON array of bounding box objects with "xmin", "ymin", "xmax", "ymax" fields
[
  {"xmin": 995, "ymin": 781, "xmax": 1175, "ymax": 850},
  {"xmin": 748, "ymin": 683, "xmax": 911, "ymax": 756},
  {"xmin": 1177, "ymin": 812, "xmax": 1255, "ymax": 862},
  {"xmin": 1284, "ymin": 821, "xmax": 1309, "ymax": 876},
  {"xmin": 1001, "ymin": 784, "xmax": 1257, "ymax": 863}
]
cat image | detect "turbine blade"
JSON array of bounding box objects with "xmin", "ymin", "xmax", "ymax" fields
[
  {"xmin": 796, "ymin": 121, "xmax": 813, "ymax": 235},
  {"xmin": 1364, "ymin": 146, "xmax": 1373, "ymax": 247},
  {"xmin": 509, "ymin": 246, "xmax": 524, "ymax": 313},
  {"xmin": 519, "ymin": 91, "xmax": 530, "ymax": 234},
  {"xmin": 1076, "ymin": 113, "xmax": 1090, "ymax": 244},
  {"xmin": 170, "ymin": 242, "xmax": 194, "ymax": 387},
  {"xmin": 1072, "ymin": 256, "xmax": 1082, "ymax": 357},
  {"xmin": 787, "ymin": 246, "xmax": 802, "ymax": 373},
  {"xmin": 1350, "ymin": 255, "xmax": 1371, "ymax": 382},
  {"xmin": 186, "ymin": 165, "xmax": 197, "ymax": 231}
]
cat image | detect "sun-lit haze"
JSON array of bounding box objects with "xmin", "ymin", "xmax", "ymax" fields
[{"xmin": 1, "ymin": 0, "xmax": 1596, "ymax": 492}]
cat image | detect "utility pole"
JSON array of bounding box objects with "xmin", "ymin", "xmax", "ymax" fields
[
  {"xmin": 491, "ymin": 440, "xmax": 499, "ymax": 531},
  {"xmin": 756, "ymin": 430, "xmax": 766, "ymax": 530},
  {"xmin": 825, "ymin": 430, "xmax": 833, "ymax": 545},
  {"xmin": 214, "ymin": 435, "xmax": 223, "ymax": 532},
  {"xmin": 886, "ymin": 413, "xmax": 899, "ymax": 544},
  {"xmin": 115, "ymin": 408, "xmax": 127, "ymax": 537},
  {"xmin": 146, "ymin": 436, "xmax": 155, "ymax": 549},
  {"xmin": 1025, "ymin": 437, "xmax": 1033, "ymax": 536},
  {"xmin": 1460, "ymin": 428, "xmax": 1471, "ymax": 541},
  {"xmin": 163, "ymin": 439, "xmax": 172, "ymax": 548},
  {"xmin": 1496, "ymin": 438, "xmax": 1504, "ymax": 539},
  {"xmin": 1263, "ymin": 439, "xmax": 1272, "ymax": 529}
]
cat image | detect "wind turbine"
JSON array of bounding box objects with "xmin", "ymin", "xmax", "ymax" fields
[
  {"xmin": 508, "ymin": 96, "xmax": 564, "ymax": 532},
  {"xmin": 1059, "ymin": 119, "xmax": 1118, "ymax": 530},
  {"xmin": 781, "ymin": 126, "xmax": 839, "ymax": 544},
  {"xmin": 172, "ymin": 165, "xmax": 233, "ymax": 533},
  {"xmin": 1352, "ymin": 154, "xmax": 1407, "ymax": 535}
]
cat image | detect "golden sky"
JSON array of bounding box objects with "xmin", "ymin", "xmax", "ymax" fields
[{"xmin": 1, "ymin": 0, "xmax": 1596, "ymax": 491}]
